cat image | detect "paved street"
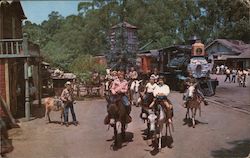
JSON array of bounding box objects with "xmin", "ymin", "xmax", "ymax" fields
[
  {"xmin": 6, "ymin": 77, "xmax": 250, "ymax": 158},
  {"xmin": 209, "ymin": 74, "xmax": 250, "ymax": 113}
]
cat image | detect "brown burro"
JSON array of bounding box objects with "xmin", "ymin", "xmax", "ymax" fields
[{"xmin": 43, "ymin": 97, "xmax": 65, "ymax": 124}]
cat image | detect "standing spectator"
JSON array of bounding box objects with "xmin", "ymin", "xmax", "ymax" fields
[
  {"xmin": 237, "ymin": 69, "xmax": 243, "ymax": 85},
  {"xmin": 91, "ymin": 70, "xmax": 100, "ymax": 86},
  {"xmin": 61, "ymin": 81, "xmax": 78, "ymax": 127},
  {"xmin": 220, "ymin": 64, "xmax": 225, "ymax": 74},
  {"xmin": 216, "ymin": 65, "xmax": 220, "ymax": 75},
  {"xmin": 129, "ymin": 67, "xmax": 138, "ymax": 80},
  {"xmin": 242, "ymin": 69, "xmax": 249, "ymax": 87},
  {"xmin": 151, "ymin": 68, "xmax": 159, "ymax": 83},
  {"xmin": 224, "ymin": 68, "xmax": 231, "ymax": 82},
  {"xmin": 231, "ymin": 68, "xmax": 237, "ymax": 83}
]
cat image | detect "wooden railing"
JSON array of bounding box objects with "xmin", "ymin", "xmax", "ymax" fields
[
  {"xmin": 0, "ymin": 38, "xmax": 23, "ymax": 55},
  {"xmin": 0, "ymin": 34, "xmax": 40, "ymax": 58}
]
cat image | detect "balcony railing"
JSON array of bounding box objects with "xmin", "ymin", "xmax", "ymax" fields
[
  {"xmin": 0, "ymin": 34, "xmax": 40, "ymax": 58},
  {"xmin": 0, "ymin": 38, "xmax": 24, "ymax": 56}
]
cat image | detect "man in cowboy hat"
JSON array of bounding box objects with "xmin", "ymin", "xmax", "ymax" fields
[{"xmin": 60, "ymin": 81, "xmax": 78, "ymax": 126}]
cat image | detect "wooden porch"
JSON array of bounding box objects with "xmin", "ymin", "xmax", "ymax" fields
[{"xmin": 0, "ymin": 34, "xmax": 41, "ymax": 120}]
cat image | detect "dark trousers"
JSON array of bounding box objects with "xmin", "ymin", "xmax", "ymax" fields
[
  {"xmin": 64, "ymin": 102, "xmax": 77, "ymax": 123},
  {"xmin": 231, "ymin": 75, "xmax": 236, "ymax": 83},
  {"xmin": 224, "ymin": 75, "xmax": 231, "ymax": 82}
]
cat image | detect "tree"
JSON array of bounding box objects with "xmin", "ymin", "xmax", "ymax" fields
[{"xmin": 23, "ymin": 0, "xmax": 250, "ymax": 75}]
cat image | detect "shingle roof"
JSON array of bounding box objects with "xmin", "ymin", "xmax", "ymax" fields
[
  {"xmin": 206, "ymin": 39, "xmax": 249, "ymax": 54},
  {"xmin": 206, "ymin": 39, "xmax": 250, "ymax": 59},
  {"xmin": 111, "ymin": 21, "xmax": 137, "ymax": 29}
]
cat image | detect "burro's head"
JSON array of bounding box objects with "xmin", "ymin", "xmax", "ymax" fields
[
  {"xmin": 147, "ymin": 110, "xmax": 157, "ymax": 131},
  {"xmin": 188, "ymin": 85, "xmax": 196, "ymax": 98}
]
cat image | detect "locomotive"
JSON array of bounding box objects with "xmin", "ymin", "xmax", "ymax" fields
[
  {"xmin": 138, "ymin": 36, "xmax": 218, "ymax": 96},
  {"xmin": 186, "ymin": 39, "xmax": 218, "ymax": 96}
]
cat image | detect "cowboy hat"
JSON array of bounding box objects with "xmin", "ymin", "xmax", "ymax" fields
[{"xmin": 65, "ymin": 81, "xmax": 71, "ymax": 85}]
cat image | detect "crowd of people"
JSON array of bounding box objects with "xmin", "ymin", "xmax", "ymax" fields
[
  {"xmin": 217, "ymin": 66, "xmax": 249, "ymax": 87},
  {"xmin": 103, "ymin": 66, "xmax": 207, "ymax": 125},
  {"xmin": 215, "ymin": 65, "xmax": 249, "ymax": 87}
]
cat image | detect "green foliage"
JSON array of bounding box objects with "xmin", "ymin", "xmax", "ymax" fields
[
  {"xmin": 23, "ymin": 0, "xmax": 250, "ymax": 75},
  {"xmin": 69, "ymin": 55, "xmax": 106, "ymax": 82}
]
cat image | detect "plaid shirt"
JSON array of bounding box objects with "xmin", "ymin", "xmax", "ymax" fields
[
  {"xmin": 111, "ymin": 79, "xmax": 128, "ymax": 95},
  {"xmin": 60, "ymin": 88, "xmax": 74, "ymax": 103}
]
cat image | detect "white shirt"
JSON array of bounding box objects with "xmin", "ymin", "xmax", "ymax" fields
[
  {"xmin": 146, "ymin": 83, "xmax": 157, "ymax": 93},
  {"xmin": 153, "ymin": 84, "xmax": 170, "ymax": 97},
  {"xmin": 243, "ymin": 70, "xmax": 249, "ymax": 75},
  {"xmin": 226, "ymin": 69, "xmax": 230, "ymax": 74},
  {"xmin": 232, "ymin": 69, "xmax": 237, "ymax": 75},
  {"xmin": 238, "ymin": 70, "xmax": 243, "ymax": 76}
]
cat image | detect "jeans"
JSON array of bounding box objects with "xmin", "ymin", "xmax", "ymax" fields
[
  {"xmin": 64, "ymin": 102, "xmax": 77, "ymax": 123},
  {"xmin": 110, "ymin": 94, "xmax": 130, "ymax": 106},
  {"xmin": 224, "ymin": 75, "xmax": 231, "ymax": 82},
  {"xmin": 122, "ymin": 95, "xmax": 130, "ymax": 106},
  {"xmin": 197, "ymin": 89, "xmax": 205, "ymax": 99},
  {"xmin": 231, "ymin": 75, "xmax": 236, "ymax": 83}
]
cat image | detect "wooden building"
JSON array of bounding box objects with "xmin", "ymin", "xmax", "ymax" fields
[
  {"xmin": 109, "ymin": 21, "xmax": 138, "ymax": 54},
  {"xmin": 0, "ymin": 0, "xmax": 41, "ymax": 120},
  {"xmin": 205, "ymin": 39, "xmax": 250, "ymax": 69},
  {"xmin": 108, "ymin": 22, "xmax": 139, "ymax": 70}
]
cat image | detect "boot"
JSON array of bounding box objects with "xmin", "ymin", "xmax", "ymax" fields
[
  {"xmin": 104, "ymin": 115, "xmax": 110, "ymax": 125},
  {"xmin": 65, "ymin": 122, "xmax": 69, "ymax": 127},
  {"xmin": 73, "ymin": 121, "xmax": 78, "ymax": 126}
]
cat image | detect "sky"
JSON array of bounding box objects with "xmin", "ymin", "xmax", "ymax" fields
[{"xmin": 21, "ymin": 1, "xmax": 90, "ymax": 24}]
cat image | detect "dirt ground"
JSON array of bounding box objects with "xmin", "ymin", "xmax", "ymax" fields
[{"xmin": 5, "ymin": 78, "xmax": 250, "ymax": 158}]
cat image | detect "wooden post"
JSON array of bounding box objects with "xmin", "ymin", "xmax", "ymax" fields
[
  {"xmin": 38, "ymin": 58, "xmax": 42, "ymax": 107},
  {"xmin": 160, "ymin": 52, "xmax": 164, "ymax": 72},
  {"xmin": 167, "ymin": 52, "xmax": 171, "ymax": 65},
  {"xmin": 23, "ymin": 33, "xmax": 30, "ymax": 121},
  {"xmin": 4, "ymin": 59, "xmax": 10, "ymax": 111}
]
